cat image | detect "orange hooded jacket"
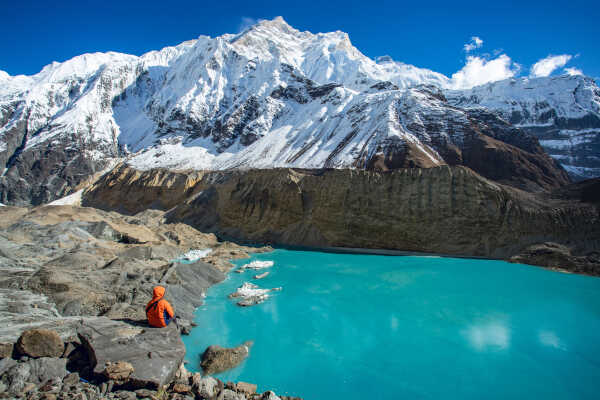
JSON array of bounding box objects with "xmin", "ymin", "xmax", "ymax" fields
[{"xmin": 146, "ymin": 286, "xmax": 175, "ymax": 328}]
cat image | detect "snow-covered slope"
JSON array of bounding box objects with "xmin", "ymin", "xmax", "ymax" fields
[
  {"xmin": 446, "ymin": 75, "xmax": 600, "ymax": 179},
  {"xmin": 0, "ymin": 17, "xmax": 593, "ymax": 205}
]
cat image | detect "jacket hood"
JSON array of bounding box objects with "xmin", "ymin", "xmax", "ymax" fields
[{"xmin": 152, "ymin": 286, "xmax": 165, "ymax": 299}]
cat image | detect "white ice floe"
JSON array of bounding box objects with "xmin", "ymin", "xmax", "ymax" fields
[
  {"xmin": 180, "ymin": 248, "xmax": 213, "ymax": 262},
  {"xmin": 229, "ymin": 282, "xmax": 271, "ymax": 298},
  {"xmin": 229, "ymin": 282, "xmax": 282, "ymax": 307},
  {"xmin": 238, "ymin": 260, "xmax": 274, "ymax": 272}
]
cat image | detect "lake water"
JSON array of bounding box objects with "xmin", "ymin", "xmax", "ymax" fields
[{"xmin": 182, "ymin": 249, "xmax": 600, "ymax": 400}]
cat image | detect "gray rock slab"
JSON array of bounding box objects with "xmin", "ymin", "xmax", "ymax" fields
[
  {"xmin": 77, "ymin": 317, "xmax": 185, "ymax": 389},
  {"xmin": 164, "ymin": 261, "xmax": 225, "ymax": 322}
]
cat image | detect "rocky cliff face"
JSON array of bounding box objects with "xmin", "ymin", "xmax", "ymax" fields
[
  {"xmin": 2, "ymin": 18, "xmax": 597, "ymax": 205},
  {"xmin": 82, "ymin": 165, "xmax": 600, "ymax": 264}
]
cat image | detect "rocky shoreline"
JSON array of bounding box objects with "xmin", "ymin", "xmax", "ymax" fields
[{"xmin": 0, "ymin": 204, "xmax": 299, "ymax": 399}]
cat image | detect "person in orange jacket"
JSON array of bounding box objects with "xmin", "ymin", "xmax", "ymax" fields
[{"xmin": 146, "ymin": 286, "xmax": 176, "ymax": 328}]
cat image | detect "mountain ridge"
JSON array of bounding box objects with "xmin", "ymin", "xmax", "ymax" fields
[{"xmin": 0, "ymin": 17, "xmax": 598, "ymax": 205}]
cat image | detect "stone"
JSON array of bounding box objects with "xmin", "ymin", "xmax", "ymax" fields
[
  {"xmin": 172, "ymin": 383, "xmax": 191, "ymax": 394},
  {"xmin": 26, "ymin": 357, "xmax": 68, "ymax": 384},
  {"xmin": 115, "ymin": 390, "xmax": 137, "ymax": 400},
  {"xmin": 174, "ymin": 363, "xmax": 191, "ymax": 383},
  {"xmin": 62, "ymin": 372, "xmax": 80, "ymax": 386},
  {"xmin": 0, "ymin": 357, "xmax": 16, "ymax": 375},
  {"xmin": 220, "ymin": 389, "xmax": 246, "ymax": 400},
  {"xmin": 0, "ymin": 343, "xmax": 13, "ymax": 359},
  {"xmin": 236, "ymin": 382, "xmax": 257, "ymax": 396},
  {"xmin": 102, "ymin": 361, "xmax": 134, "ymax": 383},
  {"xmin": 78, "ymin": 317, "xmax": 185, "ymax": 389},
  {"xmin": 22, "ymin": 382, "xmax": 36, "ymax": 392},
  {"xmin": 134, "ymin": 388, "xmax": 157, "ymax": 398},
  {"xmin": 16, "ymin": 329, "xmax": 64, "ymax": 358},
  {"xmin": 1, "ymin": 357, "xmax": 67, "ymax": 395},
  {"xmin": 200, "ymin": 341, "xmax": 253, "ymax": 375},
  {"xmin": 39, "ymin": 377, "xmax": 61, "ymax": 393},
  {"xmin": 191, "ymin": 374, "xmax": 218, "ymax": 398}
]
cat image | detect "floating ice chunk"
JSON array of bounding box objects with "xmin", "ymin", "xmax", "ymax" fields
[
  {"xmin": 180, "ymin": 248, "xmax": 213, "ymax": 262},
  {"xmin": 253, "ymin": 271, "xmax": 270, "ymax": 279},
  {"xmin": 229, "ymin": 282, "xmax": 282, "ymax": 307},
  {"xmin": 237, "ymin": 260, "xmax": 274, "ymax": 272},
  {"xmin": 229, "ymin": 282, "xmax": 271, "ymax": 298}
]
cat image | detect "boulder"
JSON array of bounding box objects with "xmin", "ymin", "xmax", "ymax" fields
[
  {"xmin": 102, "ymin": 361, "xmax": 134, "ymax": 383},
  {"xmin": 174, "ymin": 362, "xmax": 191, "ymax": 383},
  {"xmin": 135, "ymin": 388, "xmax": 157, "ymax": 398},
  {"xmin": 62, "ymin": 372, "xmax": 80, "ymax": 386},
  {"xmin": 77, "ymin": 317, "xmax": 185, "ymax": 389},
  {"xmin": 0, "ymin": 357, "xmax": 67, "ymax": 395},
  {"xmin": 200, "ymin": 341, "xmax": 253, "ymax": 375},
  {"xmin": 0, "ymin": 357, "xmax": 17, "ymax": 375},
  {"xmin": 16, "ymin": 329, "xmax": 64, "ymax": 358},
  {"xmin": 172, "ymin": 383, "xmax": 192, "ymax": 393},
  {"xmin": 192, "ymin": 374, "xmax": 218, "ymax": 398},
  {"xmin": 236, "ymin": 382, "xmax": 257, "ymax": 396},
  {"xmin": 27, "ymin": 357, "xmax": 68, "ymax": 384},
  {"xmin": 0, "ymin": 342, "xmax": 13, "ymax": 359},
  {"xmin": 220, "ymin": 388, "xmax": 246, "ymax": 400}
]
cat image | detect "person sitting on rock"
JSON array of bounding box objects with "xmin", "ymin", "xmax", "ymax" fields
[{"xmin": 146, "ymin": 286, "xmax": 176, "ymax": 328}]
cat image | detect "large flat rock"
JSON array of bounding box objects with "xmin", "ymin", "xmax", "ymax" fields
[{"xmin": 77, "ymin": 317, "xmax": 185, "ymax": 389}]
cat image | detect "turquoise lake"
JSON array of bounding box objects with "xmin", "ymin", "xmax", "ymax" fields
[{"xmin": 182, "ymin": 249, "xmax": 600, "ymax": 399}]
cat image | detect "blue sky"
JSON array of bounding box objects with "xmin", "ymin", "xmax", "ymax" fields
[{"xmin": 1, "ymin": 0, "xmax": 598, "ymax": 81}]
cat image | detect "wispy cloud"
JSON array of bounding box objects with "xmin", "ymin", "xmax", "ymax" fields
[
  {"xmin": 451, "ymin": 54, "xmax": 519, "ymax": 89},
  {"xmin": 530, "ymin": 54, "xmax": 572, "ymax": 77},
  {"xmin": 237, "ymin": 17, "xmax": 258, "ymax": 33},
  {"xmin": 464, "ymin": 36, "xmax": 483, "ymax": 52},
  {"xmin": 564, "ymin": 67, "xmax": 583, "ymax": 76}
]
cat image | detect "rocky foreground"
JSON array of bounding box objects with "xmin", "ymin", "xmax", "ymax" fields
[{"xmin": 0, "ymin": 205, "xmax": 299, "ymax": 399}]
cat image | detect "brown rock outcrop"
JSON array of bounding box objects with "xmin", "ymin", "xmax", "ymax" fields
[
  {"xmin": 200, "ymin": 341, "xmax": 253, "ymax": 375},
  {"xmin": 16, "ymin": 329, "xmax": 64, "ymax": 358}
]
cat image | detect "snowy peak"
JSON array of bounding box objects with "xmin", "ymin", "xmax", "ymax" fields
[
  {"xmin": 0, "ymin": 17, "xmax": 597, "ymax": 205},
  {"xmin": 446, "ymin": 74, "xmax": 600, "ymax": 179}
]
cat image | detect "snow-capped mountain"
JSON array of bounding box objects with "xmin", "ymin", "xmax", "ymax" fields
[
  {"xmin": 0, "ymin": 17, "xmax": 594, "ymax": 205},
  {"xmin": 447, "ymin": 75, "xmax": 600, "ymax": 179}
]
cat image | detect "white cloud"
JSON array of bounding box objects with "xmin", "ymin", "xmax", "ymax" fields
[
  {"xmin": 530, "ymin": 54, "xmax": 572, "ymax": 77},
  {"xmin": 237, "ymin": 17, "xmax": 258, "ymax": 33},
  {"xmin": 564, "ymin": 67, "xmax": 583, "ymax": 76},
  {"xmin": 464, "ymin": 36, "xmax": 484, "ymax": 52},
  {"xmin": 450, "ymin": 54, "xmax": 518, "ymax": 89}
]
